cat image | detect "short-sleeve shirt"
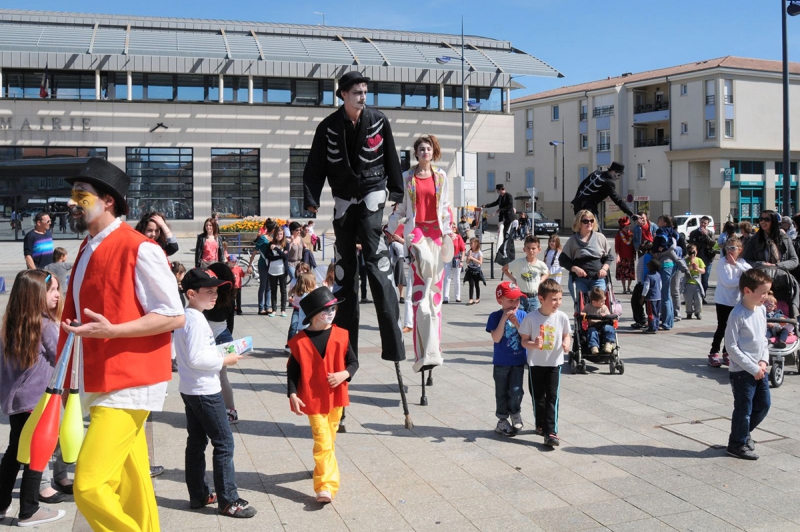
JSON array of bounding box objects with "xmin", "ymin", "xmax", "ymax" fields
[
  {"xmin": 687, "ymin": 258, "xmax": 706, "ymax": 285},
  {"xmin": 519, "ymin": 309, "xmax": 571, "ymax": 367},
  {"xmin": 486, "ymin": 309, "xmax": 527, "ymax": 366},
  {"xmin": 507, "ymin": 258, "xmax": 549, "ymax": 295},
  {"xmin": 414, "ymin": 175, "xmax": 437, "ymax": 223},
  {"xmin": 201, "ymin": 238, "xmax": 219, "ymax": 263},
  {"xmin": 23, "ymin": 229, "xmax": 54, "ymax": 268}
]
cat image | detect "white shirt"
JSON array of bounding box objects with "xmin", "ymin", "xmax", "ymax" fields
[
  {"xmin": 519, "ymin": 309, "xmax": 572, "ymax": 367},
  {"xmin": 715, "ymin": 258, "xmax": 752, "ymax": 307},
  {"xmin": 174, "ymin": 309, "xmax": 223, "ymax": 395},
  {"xmin": 74, "ymin": 218, "xmax": 184, "ymax": 412}
]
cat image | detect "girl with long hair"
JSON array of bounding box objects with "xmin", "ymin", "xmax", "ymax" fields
[{"xmin": 195, "ymin": 217, "xmax": 224, "ymax": 268}]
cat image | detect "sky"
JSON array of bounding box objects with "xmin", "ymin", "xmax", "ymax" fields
[{"xmin": 4, "ymin": 0, "xmax": 800, "ymax": 98}]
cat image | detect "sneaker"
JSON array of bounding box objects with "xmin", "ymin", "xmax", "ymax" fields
[
  {"xmin": 399, "ymin": 297, "xmax": 405, "ymax": 304},
  {"xmin": 590, "ymin": 346, "xmax": 599, "ymax": 355},
  {"xmin": 17, "ymin": 507, "xmax": 65, "ymax": 527},
  {"xmin": 267, "ymin": 312, "xmax": 276, "ymax": 317},
  {"xmin": 316, "ymin": 491, "xmax": 332, "ymax": 504},
  {"xmin": 603, "ymin": 342, "xmax": 614, "ymax": 354},
  {"xmin": 686, "ymin": 313, "xmax": 693, "ymax": 320},
  {"xmin": 746, "ymin": 435, "xmax": 755, "ymax": 451},
  {"xmin": 659, "ymin": 324, "xmax": 668, "ymax": 331},
  {"xmin": 219, "ymin": 498, "xmax": 257, "ymax": 518},
  {"xmin": 190, "ymin": 492, "xmax": 217, "ymax": 509},
  {"xmin": 280, "ymin": 312, "xmax": 287, "ymax": 317},
  {"xmin": 510, "ymin": 414, "xmax": 523, "ymax": 431},
  {"xmin": 494, "ymin": 419, "xmax": 516, "ymax": 437},
  {"xmin": 545, "ymin": 434, "xmax": 560, "ymax": 447},
  {"xmin": 727, "ymin": 445, "xmax": 758, "ymax": 460},
  {"xmin": 534, "ymin": 427, "xmax": 544, "ymax": 436},
  {"xmin": 631, "ymin": 322, "xmax": 644, "ymax": 329},
  {"xmin": 150, "ymin": 465, "xmax": 165, "ymax": 478},
  {"xmin": 644, "ymin": 329, "xmax": 657, "ymax": 334},
  {"xmin": 696, "ymin": 313, "xmax": 702, "ymax": 320},
  {"xmin": 722, "ymin": 354, "xmax": 730, "ymax": 366},
  {"xmin": 443, "ymin": 300, "xmax": 449, "ymax": 304},
  {"xmin": 227, "ymin": 409, "xmax": 239, "ymax": 425},
  {"xmin": 708, "ymin": 353, "xmax": 722, "ymax": 367},
  {"xmin": 674, "ymin": 315, "xmax": 682, "ymax": 322},
  {"xmin": 172, "ymin": 359, "xmax": 178, "ymax": 372}
]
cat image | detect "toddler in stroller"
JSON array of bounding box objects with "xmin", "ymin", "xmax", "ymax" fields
[
  {"xmin": 585, "ymin": 287, "xmax": 616, "ymax": 354},
  {"xmin": 570, "ymin": 282, "xmax": 624, "ymax": 375},
  {"xmin": 759, "ymin": 266, "xmax": 799, "ymax": 387},
  {"xmin": 765, "ymin": 294, "xmax": 791, "ymax": 348}
]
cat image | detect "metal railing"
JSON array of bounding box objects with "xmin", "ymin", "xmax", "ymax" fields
[
  {"xmin": 633, "ymin": 100, "xmax": 670, "ymax": 114},
  {"xmin": 723, "ymin": 94, "xmax": 733, "ymax": 104},
  {"xmin": 579, "ymin": 112, "xmax": 587, "ymax": 121},
  {"xmin": 634, "ymin": 137, "xmax": 670, "ymax": 147},
  {"xmin": 597, "ymin": 142, "xmax": 611, "ymax": 152},
  {"xmin": 592, "ymin": 105, "xmax": 615, "ymax": 117},
  {"xmin": 706, "ymin": 95, "xmax": 716, "ymax": 105},
  {"xmin": 526, "ymin": 120, "xmax": 533, "ymax": 128}
]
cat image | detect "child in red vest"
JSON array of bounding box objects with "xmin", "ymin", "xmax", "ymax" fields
[
  {"xmin": 227, "ymin": 255, "xmax": 244, "ymax": 315},
  {"xmin": 287, "ymin": 287, "xmax": 358, "ymax": 503}
]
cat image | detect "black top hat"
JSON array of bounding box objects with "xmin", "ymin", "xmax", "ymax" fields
[
  {"xmin": 336, "ymin": 72, "xmax": 370, "ymax": 99},
  {"xmin": 609, "ymin": 162, "xmax": 625, "ymax": 174},
  {"xmin": 495, "ymin": 184, "xmax": 505, "ymax": 191},
  {"xmin": 182, "ymin": 267, "xmax": 232, "ymax": 292},
  {"xmin": 65, "ymin": 158, "xmax": 130, "ymax": 216},
  {"xmin": 300, "ymin": 286, "xmax": 345, "ymax": 325}
]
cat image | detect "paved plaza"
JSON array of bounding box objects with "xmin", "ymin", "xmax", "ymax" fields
[{"xmin": 1, "ymin": 236, "xmax": 800, "ymax": 531}]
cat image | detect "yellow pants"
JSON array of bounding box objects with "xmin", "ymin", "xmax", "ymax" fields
[
  {"xmin": 308, "ymin": 407, "xmax": 342, "ymax": 497},
  {"xmin": 74, "ymin": 407, "xmax": 158, "ymax": 532}
]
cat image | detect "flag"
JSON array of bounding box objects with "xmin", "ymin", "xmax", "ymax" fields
[{"xmin": 39, "ymin": 64, "xmax": 49, "ymax": 99}]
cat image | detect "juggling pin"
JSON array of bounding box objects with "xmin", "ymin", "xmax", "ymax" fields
[{"xmin": 60, "ymin": 336, "xmax": 84, "ymax": 464}]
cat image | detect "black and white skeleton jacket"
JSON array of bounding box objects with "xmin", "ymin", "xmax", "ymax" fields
[{"xmin": 571, "ymin": 170, "xmax": 633, "ymax": 216}]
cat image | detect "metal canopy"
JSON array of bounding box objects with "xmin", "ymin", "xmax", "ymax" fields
[
  {"xmin": 0, "ymin": 157, "xmax": 93, "ymax": 177},
  {"xmin": 0, "ymin": 10, "xmax": 562, "ymax": 78}
]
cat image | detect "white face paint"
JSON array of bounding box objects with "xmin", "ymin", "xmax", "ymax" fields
[
  {"xmin": 68, "ymin": 182, "xmax": 106, "ymax": 233},
  {"xmin": 319, "ymin": 307, "xmax": 336, "ymax": 324}
]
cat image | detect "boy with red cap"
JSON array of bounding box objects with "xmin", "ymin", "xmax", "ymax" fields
[{"xmin": 486, "ymin": 282, "xmax": 527, "ymax": 436}]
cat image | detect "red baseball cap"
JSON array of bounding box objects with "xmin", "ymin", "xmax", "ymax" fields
[{"xmin": 496, "ymin": 281, "xmax": 523, "ymax": 300}]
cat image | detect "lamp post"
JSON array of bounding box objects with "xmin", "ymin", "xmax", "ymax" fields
[
  {"xmin": 781, "ymin": 1, "xmax": 800, "ymax": 216},
  {"xmin": 314, "ymin": 12, "xmax": 325, "ymax": 26},
  {"xmin": 549, "ymin": 140, "xmax": 565, "ymax": 234}
]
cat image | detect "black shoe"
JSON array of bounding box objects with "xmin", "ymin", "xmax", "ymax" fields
[
  {"xmin": 190, "ymin": 492, "xmax": 217, "ymax": 509},
  {"xmin": 399, "ymin": 297, "xmax": 405, "ymax": 304},
  {"xmin": 150, "ymin": 465, "xmax": 165, "ymax": 478},
  {"xmin": 686, "ymin": 313, "xmax": 692, "ymax": 319},
  {"xmin": 544, "ymin": 434, "xmax": 560, "ymax": 447},
  {"xmin": 337, "ymin": 423, "xmax": 347, "ymax": 434},
  {"xmin": 775, "ymin": 340, "xmax": 787, "ymax": 349},
  {"xmin": 54, "ymin": 481, "xmax": 73, "ymax": 495},
  {"xmin": 38, "ymin": 491, "xmax": 66, "ymax": 504},
  {"xmin": 727, "ymin": 445, "xmax": 758, "ymax": 460},
  {"xmin": 631, "ymin": 322, "xmax": 644, "ymax": 329},
  {"xmin": 171, "ymin": 359, "xmax": 178, "ymax": 373},
  {"xmin": 360, "ymin": 298, "xmax": 371, "ymax": 304},
  {"xmin": 443, "ymin": 300, "xmax": 449, "ymax": 304},
  {"xmin": 702, "ymin": 299, "xmax": 708, "ymax": 305}
]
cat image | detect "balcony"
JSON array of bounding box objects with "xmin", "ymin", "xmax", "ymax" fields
[
  {"xmin": 593, "ymin": 105, "xmax": 614, "ymax": 117},
  {"xmin": 579, "ymin": 112, "xmax": 587, "ymax": 121},
  {"xmin": 634, "ymin": 100, "xmax": 669, "ymax": 114},
  {"xmin": 634, "ymin": 137, "xmax": 670, "ymax": 148},
  {"xmin": 723, "ymin": 94, "xmax": 733, "ymax": 104},
  {"xmin": 526, "ymin": 120, "xmax": 533, "ymax": 129},
  {"xmin": 597, "ymin": 143, "xmax": 611, "ymax": 152},
  {"xmin": 706, "ymin": 95, "xmax": 716, "ymax": 105}
]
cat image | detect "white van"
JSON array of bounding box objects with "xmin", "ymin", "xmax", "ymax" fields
[{"xmin": 673, "ymin": 214, "xmax": 716, "ymax": 238}]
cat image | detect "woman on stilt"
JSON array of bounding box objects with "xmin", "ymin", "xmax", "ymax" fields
[{"xmin": 387, "ymin": 134, "xmax": 453, "ymax": 406}]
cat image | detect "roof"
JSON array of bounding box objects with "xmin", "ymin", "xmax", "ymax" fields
[
  {"xmin": 0, "ymin": 9, "xmax": 563, "ymax": 80},
  {"xmin": 513, "ymin": 56, "xmax": 800, "ymax": 104}
]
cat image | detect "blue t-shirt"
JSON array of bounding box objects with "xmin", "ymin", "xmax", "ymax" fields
[
  {"xmin": 486, "ymin": 309, "xmax": 528, "ymax": 366},
  {"xmin": 23, "ymin": 229, "xmax": 53, "ymax": 268}
]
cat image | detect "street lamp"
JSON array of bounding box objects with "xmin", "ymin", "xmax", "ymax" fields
[
  {"xmin": 314, "ymin": 11, "xmax": 325, "ymax": 26},
  {"xmin": 781, "ymin": 0, "xmax": 800, "ymax": 216},
  {"xmin": 549, "ymin": 140, "xmax": 565, "ymax": 234}
]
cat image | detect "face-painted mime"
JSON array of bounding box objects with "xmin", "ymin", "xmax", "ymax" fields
[{"xmin": 303, "ymin": 72, "xmax": 413, "ymax": 428}]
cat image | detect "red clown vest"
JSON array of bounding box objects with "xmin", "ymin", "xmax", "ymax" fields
[{"xmin": 287, "ymin": 326, "xmax": 350, "ymax": 415}]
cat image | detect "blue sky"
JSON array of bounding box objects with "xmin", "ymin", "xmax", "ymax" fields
[{"xmin": 6, "ymin": 0, "xmax": 799, "ymax": 98}]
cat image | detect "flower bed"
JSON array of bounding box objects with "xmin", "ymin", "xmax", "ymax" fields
[{"xmin": 219, "ymin": 216, "xmax": 288, "ymax": 233}]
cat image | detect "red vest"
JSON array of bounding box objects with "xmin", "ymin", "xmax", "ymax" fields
[
  {"xmin": 287, "ymin": 326, "xmax": 350, "ymax": 415},
  {"xmin": 58, "ymin": 223, "xmax": 173, "ymax": 393}
]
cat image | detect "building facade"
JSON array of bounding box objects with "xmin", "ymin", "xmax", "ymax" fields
[
  {"xmin": 479, "ymin": 57, "xmax": 800, "ymax": 230},
  {"xmin": 0, "ymin": 9, "xmax": 561, "ymax": 237}
]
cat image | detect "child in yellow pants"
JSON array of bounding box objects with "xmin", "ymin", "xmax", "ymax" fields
[{"xmin": 287, "ymin": 287, "xmax": 358, "ymax": 503}]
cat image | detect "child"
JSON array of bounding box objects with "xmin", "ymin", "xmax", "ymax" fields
[
  {"xmin": 44, "ymin": 247, "xmax": 72, "ymax": 294},
  {"xmin": 227, "ymin": 255, "xmax": 244, "ymax": 315},
  {"xmin": 724, "ymin": 268, "xmax": 773, "ymax": 460},
  {"xmin": 0, "ymin": 270, "xmax": 66, "ymax": 526},
  {"xmin": 463, "ymin": 237, "xmax": 485, "ymax": 305},
  {"xmin": 544, "ymin": 234, "xmax": 562, "ymax": 286},
  {"xmin": 502, "ymin": 236, "xmax": 548, "ymax": 312},
  {"xmin": 486, "ymin": 282, "xmax": 527, "ymax": 437},
  {"xmin": 614, "ymin": 217, "xmax": 636, "ymax": 294},
  {"xmin": 173, "ymin": 268, "xmax": 256, "ymax": 518},
  {"xmin": 683, "ymin": 244, "xmax": 706, "ymax": 319},
  {"xmin": 710, "ymin": 236, "xmax": 751, "ymax": 367},
  {"xmin": 764, "ymin": 294, "xmax": 790, "ymax": 348},
  {"xmin": 287, "ymin": 287, "xmax": 358, "ymax": 503},
  {"xmin": 585, "ymin": 287, "xmax": 616, "ymax": 354},
  {"xmin": 266, "ymin": 227, "xmax": 289, "ymax": 317},
  {"xmin": 640, "ymin": 259, "xmax": 662, "ymax": 334},
  {"xmin": 519, "ymin": 278, "xmax": 571, "ymax": 447},
  {"xmin": 288, "ymin": 271, "xmax": 317, "ymax": 346},
  {"xmin": 323, "ymin": 261, "xmax": 336, "ymax": 289}
]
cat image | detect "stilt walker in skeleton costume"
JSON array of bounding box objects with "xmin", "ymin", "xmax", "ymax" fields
[
  {"xmin": 303, "ymin": 71, "xmax": 413, "ymax": 429},
  {"xmin": 387, "ymin": 135, "xmax": 454, "ymax": 406},
  {"xmin": 483, "ymin": 184, "xmax": 515, "ymax": 265},
  {"xmin": 570, "ymin": 162, "xmax": 634, "ymax": 219}
]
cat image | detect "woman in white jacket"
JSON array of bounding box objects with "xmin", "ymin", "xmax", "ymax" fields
[
  {"xmin": 710, "ymin": 236, "xmax": 752, "ymax": 367},
  {"xmin": 387, "ymin": 135, "xmax": 453, "ymax": 403}
]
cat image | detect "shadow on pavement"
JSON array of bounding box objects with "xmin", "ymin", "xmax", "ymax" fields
[
  {"xmin": 562, "ymin": 443, "xmax": 722, "ymax": 459},
  {"xmin": 360, "ymin": 422, "xmax": 548, "ymax": 450}
]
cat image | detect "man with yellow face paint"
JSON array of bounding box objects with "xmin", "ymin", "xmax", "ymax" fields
[{"xmin": 58, "ymin": 158, "xmax": 185, "ymax": 531}]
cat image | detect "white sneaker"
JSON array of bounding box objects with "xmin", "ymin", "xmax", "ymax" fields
[
  {"xmin": 590, "ymin": 346, "xmax": 599, "ymax": 355},
  {"xmin": 510, "ymin": 414, "xmax": 523, "ymax": 431},
  {"xmin": 316, "ymin": 491, "xmax": 332, "ymax": 503},
  {"xmin": 17, "ymin": 507, "xmax": 65, "ymax": 527}
]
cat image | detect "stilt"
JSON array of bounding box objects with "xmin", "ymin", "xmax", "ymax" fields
[
  {"xmin": 420, "ymin": 371, "xmax": 428, "ymax": 406},
  {"xmin": 394, "ymin": 362, "xmax": 413, "ymax": 429},
  {"xmin": 337, "ymin": 407, "xmax": 347, "ymax": 433},
  {"xmin": 426, "ymin": 368, "xmax": 433, "ymax": 387}
]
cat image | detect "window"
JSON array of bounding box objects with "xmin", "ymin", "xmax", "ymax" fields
[
  {"xmin": 526, "ymin": 108, "xmax": 533, "ymax": 128},
  {"xmin": 375, "ymin": 82, "xmax": 401, "ymax": 108},
  {"xmin": 525, "ymin": 169, "xmax": 534, "ymax": 189},
  {"xmin": 775, "ymin": 161, "xmax": 798, "ymax": 176},
  {"xmin": 705, "ymin": 79, "xmax": 716, "ymax": 105},
  {"xmin": 322, "ymin": 80, "xmax": 335, "ymax": 106},
  {"xmin": 487, "ymin": 171, "xmax": 496, "ymax": 191},
  {"xmin": 723, "ymin": 79, "xmax": 733, "ymax": 104},
  {"xmin": 681, "ymin": 122, "xmax": 688, "ymax": 135},
  {"xmin": 725, "ymin": 119, "xmax": 734, "ymax": 138},
  {"xmin": 580, "ymin": 134, "xmax": 588, "ymax": 150},
  {"xmin": 294, "ymin": 80, "xmax": 320, "ymax": 106},
  {"xmin": 680, "ymin": 84, "xmax": 688, "ymax": 96},
  {"xmin": 3, "ymin": 70, "xmax": 96, "ymax": 100},
  {"xmin": 706, "ymin": 120, "xmax": 716, "ymax": 139},
  {"xmin": 579, "ymin": 167, "xmax": 589, "ymax": 182},
  {"xmin": 487, "ymin": 153, "xmax": 495, "ymax": 159},
  {"xmin": 176, "ymin": 75, "xmax": 205, "ymax": 102},
  {"xmin": 403, "ymin": 84, "xmax": 428, "ymax": 108},
  {"xmin": 730, "ymin": 160, "xmax": 765, "ymax": 175},
  {"xmin": 638, "ymin": 164, "xmax": 646, "ymax": 180},
  {"xmin": 593, "ymin": 105, "xmax": 614, "ymax": 117},
  {"xmin": 289, "ymin": 149, "xmax": 316, "ymax": 218},
  {"xmin": 400, "ymin": 150, "xmax": 411, "ymax": 172},
  {"xmin": 211, "ymin": 148, "xmax": 260, "ymax": 218},
  {"xmin": 526, "ymin": 140, "xmax": 534, "ymax": 155},
  {"xmin": 126, "ymin": 148, "xmax": 193, "ymax": 220},
  {"xmin": 597, "ymin": 130, "xmax": 611, "ymax": 152},
  {"xmin": 147, "ymin": 74, "xmax": 174, "ymax": 100},
  {"xmin": 580, "ymin": 100, "xmax": 588, "ymax": 121},
  {"xmin": 443, "ymin": 86, "xmax": 463, "ymax": 110},
  {"xmin": 267, "ymin": 79, "xmax": 292, "ymax": 104},
  {"xmin": 551, "ymin": 105, "xmax": 559, "ymax": 121},
  {"xmin": 469, "ymin": 87, "xmax": 502, "ymax": 112}
]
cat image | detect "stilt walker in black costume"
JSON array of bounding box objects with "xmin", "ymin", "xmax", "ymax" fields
[{"xmin": 303, "ymin": 71, "xmax": 413, "ymax": 429}]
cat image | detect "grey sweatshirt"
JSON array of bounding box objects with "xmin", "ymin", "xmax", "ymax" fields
[
  {"xmin": 0, "ymin": 316, "xmax": 58, "ymax": 415},
  {"xmin": 724, "ymin": 303, "xmax": 769, "ymax": 375}
]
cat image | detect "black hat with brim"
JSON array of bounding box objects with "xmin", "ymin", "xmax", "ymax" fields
[
  {"xmin": 301, "ymin": 286, "xmax": 345, "ymax": 325},
  {"xmin": 65, "ymin": 158, "xmax": 130, "ymax": 216},
  {"xmin": 336, "ymin": 71, "xmax": 370, "ymax": 99},
  {"xmin": 182, "ymin": 268, "xmax": 232, "ymax": 292},
  {"xmin": 609, "ymin": 162, "xmax": 625, "ymax": 174}
]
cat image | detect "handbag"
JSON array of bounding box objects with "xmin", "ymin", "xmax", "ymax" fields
[{"xmin": 451, "ymin": 257, "xmax": 462, "ymax": 269}]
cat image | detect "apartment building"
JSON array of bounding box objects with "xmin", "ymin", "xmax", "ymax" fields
[{"xmin": 480, "ymin": 56, "xmax": 800, "ymax": 230}]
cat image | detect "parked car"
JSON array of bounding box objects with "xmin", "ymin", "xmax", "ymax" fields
[
  {"xmin": 533, "ymin": 211, "xmax": 559, "ymax": 235},
  {"xmin": 674, "ymin": 214, "xmax": 716, "ymax": 238}
]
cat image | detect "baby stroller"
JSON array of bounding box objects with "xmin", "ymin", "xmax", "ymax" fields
[
  {"xmin": 569, "ymin": 281, "xmax": 624, "ymax": 375},
  {"xmin": 759, "ymin": 266, "xmax": 799, "ymax": 388}
]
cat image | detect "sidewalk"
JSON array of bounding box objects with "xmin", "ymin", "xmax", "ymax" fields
[{"xmin": 0, "ymin": 238, "xmax": 799, "ymax": 531}]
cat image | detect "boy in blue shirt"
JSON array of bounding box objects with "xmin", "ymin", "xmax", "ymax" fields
[
  {"xmin": 640, "ymin": 259, "xmax": 662, "ymax": 333},
  {"xmin": 486, "ymin": 282, "xmax": 527, "ymax": 436}
]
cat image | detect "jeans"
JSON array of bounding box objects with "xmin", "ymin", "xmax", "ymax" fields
[
  {"xmin": 0, "ymin": 412, "xmax": 43, "ymax": 519},
  {"xmin": 587, "ymin": 324, "xmax": 616, "ymax": 348},
  {"xmin": 659, "ymin": 265, "xmax": 674, "ymax": 330},
  {"xmin": 646, "ymin": 300, "xmax": 661, "ymax": 331},
  {"xmin": 729, "ymin": 371, "xmax": 771, "ymax": 448},
  {"xmin": 257, "ymin": 262, "xmax": 271, "ymax": 311},
  {"xmin": 287, "ymin": 309, "xmax": 300, "ymax": 342},
  {"xmin": 181, "ymin": 392, "xmax": 239, "ymax": 508},
  {"xmin": 712, "ymin": 304, "xmax": 735, "ymax": 354},
  {"xmin": 520, "ymin": 294, "xmax": 540, "ymax": 313},
  {"xmin": 574, "ymin": 277, "xmax": 606, "ymax": 300},
  {"xmin": 493, "ymin": 365, "xmax": 525, "ymax": 420},
  {"xmin": 767, "ymin": 326, "xmax": 790, "ymax": 342}
]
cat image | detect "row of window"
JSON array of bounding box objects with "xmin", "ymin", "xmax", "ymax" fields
[{"xmin": 1, "ymin": 69, "xmax": 505, "ymax": 112}]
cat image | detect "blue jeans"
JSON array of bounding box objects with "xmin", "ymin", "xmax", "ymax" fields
[
  {"xmin": 257, "ymin": 262, "xmax": 271, "ymax": 311},
  {"xmin": 181, "ymin": 392, "xmax": 239, "ymax": 508},
  {"xmin": 729, "ymin": 371, "xmax": 771, "ymax": 448},
  {"xmin": 587, "ymin": 324, "xmax": 616, "ymax": 348},
  {"xmin": 659, "ymin": 265, "xmax": 674, "ymax": 330},
  {"xmin": 493, "ymin": 365, "xmax": 525, "ymax": 419},
  {"xmin": 287, "ymin": 308, "xmax": 300, "ymax": 342},
  {"xmin": 520, "ymin": 294, "xmax": 540, "ymax": 313},
  {"xmin": 574, "ymin": 277, "xmax": 606, "ymax": 300}
]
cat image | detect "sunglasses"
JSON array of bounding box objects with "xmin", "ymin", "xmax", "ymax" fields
[
  {"xmin": 760, "ymin": 217, "xmax": 772, "ymax": 222},
  {"xmin": 725, "ymin": 245, "xmax": 739, "ymax": 251},
  {"xmin": 580, "ymin": 219, "xmax": 594, "ymax": 225}
]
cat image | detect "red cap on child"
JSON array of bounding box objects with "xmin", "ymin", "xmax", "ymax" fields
[{"xmin": 496, "ymin": 281, "xmax": 523, "ymax": 300}]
